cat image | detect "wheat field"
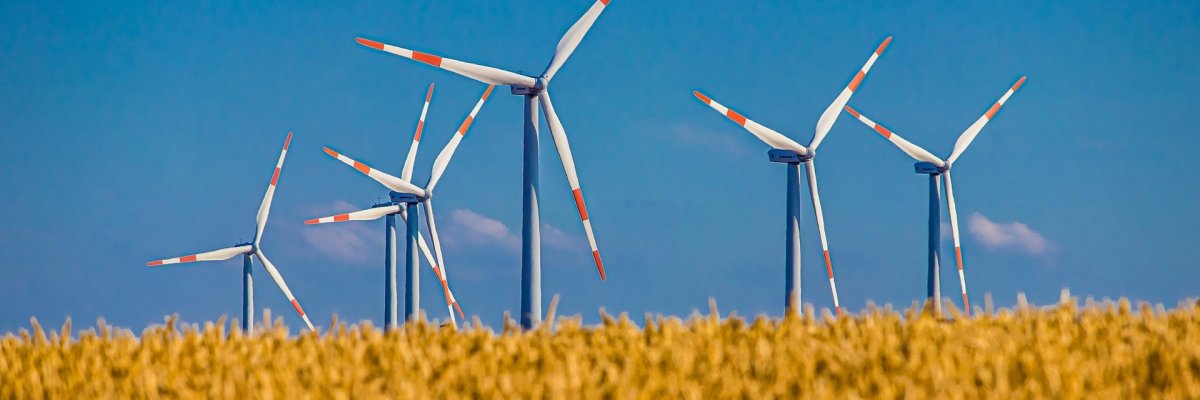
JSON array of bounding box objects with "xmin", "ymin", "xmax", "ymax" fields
[{"xmin": 2, "ymin": 294, "xmax": 1199, "ymax": 399}]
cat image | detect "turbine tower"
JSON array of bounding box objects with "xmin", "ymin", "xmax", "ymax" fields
[
  {"xmin": 353, "ymin": 0, "xmax": 612, "ymax": 328},
  {"xmin": 692, "ymin": 37, "xmax": 892, "ymax": 317},
  {"xmin": 147, "ymin": 132, "xmax": 317, "ymax": 334},
  {"xmin": 844, "ymin": 76, "xmax": 1026, "ymax": 316},
  {"xmin": 308, "ymin": 85, "xmax": 494, "ymax": 328}
]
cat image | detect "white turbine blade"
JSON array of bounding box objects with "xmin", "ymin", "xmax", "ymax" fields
[
  {"xmin": 402, "ymin": 83, "xmax": 435, "ymax": 181},
  {"xmin": 946, "ymin": 76, "xmax": 1027, "ymax": 165},
  {"xmin": 427, "ymin": 85, "xmax": 495, "ymax": 192},
  {"xmin": 843, "ymin": 106, "xmax": 945, "ymax": 167},
  {"xmin": 255, "ymin": 132, "xmax": 292, "ymax": 245},
  {"xmin": 146, "ymin": 245, "xmax": 253, "ymax": 267},
  {"xmin": 692, "ymin": 91, "xmax": 808, "ymax": 154},
  {"xmin": 811, "ymin": 36, "xmax": 892, "ymax": 150},
  {"xmin": 355, "ymin": 38, "xmax": 536, "ymax": 88},
  {"xmin": 322, "ymin": 147, "xmax": 426, "ymax": 197},
  {"xmin": 943, "ymin": 171, "xmax": 970, "ymax": 316},
  {"xmin": 422, "ymin": 199, "xmax": 464, "ymax": 322},
  {"xmin": 254, "ymin": 248, "xmax": 316, "ymax": 332},
  {"xmin": 304, "ymin": 205, "xmax": 401, "ymax": 225},
  {"xmin": 398, "ymin": 208, "xmax": 462, "ymax": 319},
  {"xmin": 803, "ymin": 160, "xmax": 842, "ymax": 318},
  {"xmin": 540, "ymin": 0, "xmax": 613, "ymax": 81},
  {"xmin": 538, "ymin": 90, "xmax": 606, "ymax": 281}
]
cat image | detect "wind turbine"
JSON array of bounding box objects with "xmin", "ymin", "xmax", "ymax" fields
[
  {"xmin": 843, "ymin": 76, "xmax": 1026, "ymax": 317},
  {"xmin": 308, "ymin": 84, "xmax": 494, "ymax": 328},
  {"xmin": 691, "ymin": 37, "xmax": 892, "ymax": 317},
  {"xmin": 147, "ymin": 132, "xmax": 317, "ymax": 334},
  {"xmin": 353, "ymin": 0, "xmax": 612, "ymax": 328}
]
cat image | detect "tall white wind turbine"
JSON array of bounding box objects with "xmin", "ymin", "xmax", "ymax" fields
[
  {"xmin": 692, "ymin": 37, "xmax": 892, "ymax": 317},
  {"xmin": 147, "ymin": 132, "xmax": 317, "ymax": 334},
  {"xmin": 354, "ymin": 0, "xmax": 613, "ymax": 328},
  {"xmin": 844, "ymin": 76, "xmax": 1026, "ymax": 316},
  {"xmin": 307, "ymin": 85, "xmax": 494, "ymax": 328}
]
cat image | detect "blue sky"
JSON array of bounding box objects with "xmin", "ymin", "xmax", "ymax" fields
[{"xmin": 1, "ymin": 0, "xmax": 1197, "ymax": 332}]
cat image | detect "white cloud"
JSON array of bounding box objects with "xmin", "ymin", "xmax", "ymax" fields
[
  {"xmin": 448, "ymin": 209, "xmax": 521, "ymax": 253},
  {"xmin": 669, "ymin": 121, "xmax": 753, "ymax": 156},
  {"xmin": 297, "ymin": 200, "xmax": 384, "ymax": 263},
  {"xmin": 445, "ymin": 209, "xmax": 580, "ymax": 254},
  {"xmin": 967, "ymin": 212, "xmax": 1049, "ymax": 255}
]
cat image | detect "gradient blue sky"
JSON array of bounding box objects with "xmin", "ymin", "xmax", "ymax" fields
[{"xmin": 2, "ymin": 0, "xmax": 1197, "ymax": 332}]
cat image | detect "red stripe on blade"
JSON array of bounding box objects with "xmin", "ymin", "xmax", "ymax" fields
[
  {"xmin": 334, "ymin": 214, "xmax": 350, "ymax": 222},
  {"xmin": 823, "ymin": 250, "xmax": 833, "ymax": 277},
  {"xmin": 962, "ymin": 294, "xmax": 971, "ymax": 317},
  {"xmin": 414, "ymin": 121, "xmax": 424, "ymax": 141},
  {"xmin": 353, "ymin": 161, "xmax": 371, "ymax": 175},
  {"xmin": 873, "ymin": 124, "xmax": 892, "ymax": 139},
  {"xmin": 843, "ymin": 106, "xmax": 861, "ymax": 118},
  {"xmin": 304, "ymin": 218, "xmax": 320, "ymax": 225},
  {"xmin": 955, "ymin": 247, "xmax": 964, "ymax": 270},
  {"xmin": 270, "ymin": 168, "xmax": 281, "ymax": 186},
  {"xmin": 355, "ymin": 37, "xmax": 385, "ymax": 50},
  {"xmin": 1013, "ymin": 76, "xmax": 1027, "ymax": 91},
  {"xmin": 322, "ymin": 147, "xmax": 339, "ymax": 158},
  {"xmin": 180, "ymin": 255, "xmax": 197, "ymax": 263},
  {"xmin": 425, "ymin": 83, "xmax": 435, "ymax": 101},
  {"xmin": 572, "ymin": 188, "xmax": 589, "ymax": 221},
  {"xmin": 147, "ymin": 260, "xmax": 164, "ymax": 266},
  {"xmin": 412, "ymin": 51, "xmax": 443, "ymax": 67},
  {"xmin": 593, "ymin": 250, "xmax": 606, "ymax": 281},
  {"xmin": 600, "ymin": 0, "xmax": 611, "ymax": 5},
  {"xmin": 481, "ymin": 85, "xmax": 495, "ymax": 100},
  {"xmin": 985, "ymin": 103, "xmax": 1001, "ymax": 119},
  {"xmin": 876, "ymin": 36, "xmax": 892, "ymax": 55},
  {"xmin": 848, "ymin": 71, "xmax": 865, "ymax": 91},
  {"xmin": 283, "ymin": 132, "xmax": 293, "ymax": 150},
  {"xmin": 725, "ymin": 109, "xmax": 747, "ymax": 126},
  {"xmin": 692, "ymin": 91, "xmax": 711, "ymax": 104},
  {"xmin": 291, "ymin": 299, "xmax": 305, "ymax": 316},
  {"xmin": 458, "ymin": 116, "xmax": 474, "ymax": 135}
]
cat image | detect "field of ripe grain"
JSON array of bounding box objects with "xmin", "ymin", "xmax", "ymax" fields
[{"xmin": 3, "ymin": 295, "xmax": 1199, "ymax": 399}]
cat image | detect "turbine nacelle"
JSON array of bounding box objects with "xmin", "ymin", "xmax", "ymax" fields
[
  {"xmin": 767, "ymin": 148, "xmax": 814, "ymax": 164},
  {"xmin": 389, "ymin": 191, "xmax": 426, "ymax": 204},
  {"xmin": 914, "ymin": 161, "xmax": 950, "ymax": 175}
]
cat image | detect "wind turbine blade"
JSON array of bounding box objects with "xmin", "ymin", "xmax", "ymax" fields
[
  {"xmin": 147, "ymin": 245, "xmax": 253, "ymax": 266},
  {"xmin": 538, "ymin": 90, "xmax": 606, "ymax": 281},
  {"xmin": 422, "ymin": 199, "xmax": 465, "ymax": 323},
  {"xmin": 946, "ymin": 76, "xmax": 1027, "ymax": 165},
  {"xmin": 692, "ymin": 91, "xmax": 808, "ymax": 154},
  {"xmin": 943, "ymin": 171, "xmax": 970, "ymax": 316},
  {"xmin": 803, "ymin": 160, "xmax": 842, "ymax": 317},
  {"xmin": 304, "ymin": 205, "xmax": 401, "ymax": 224},
  {"xmin": 427, "ymin": 85, "xmax": 495, "ymax": 192},
  {"xmin": 254, "ymin": 248, "xmax": 317, "ymax": 332},
  {"xmin": 811, "ymin": 36, "xmax": 892, "ymax": 150},
  {"xmin": 843, "ymin": 106, "xmax": 945, "ymax": 166},
  {"xmin": 355, "ymin": 38, "xmax": 537, "ymax": 88},
  {"xmin": 540, "ymin": 0, "xmax": 613, "ymax": 81},
  {"xmin": 322, "ymin": 147, "xmax": 426, "ymax": 197},
  {"xmin": 400, "ymin": 207, "xmax": 465, "ymax": 319},
  {"xmin": 255, "ymin": 132, "xmax": 292, "ymax": 245},
  {"xmin": 402, "ymin": 83, "xmax": 435, "ymax": 182}
]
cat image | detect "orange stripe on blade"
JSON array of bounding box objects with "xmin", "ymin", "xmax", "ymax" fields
[
  {"xmin": 572, "ymin": 188, "xmax": 589, "ymax": 221},
  {"xmin": 283, "ymin": 132, "xmax": 293, "ymax": 150},
  {"xmin": 270, "ymin": 167, "xmax": 281, "ymax": 186},
  {"xmin": 955, "ymin": 246, "xmax": 964, "ymax": 270},
  {"xmin": 481, "ymin": 85, "xmax": 495, "ymax": 100},
  {"xmin": 985, "ymin": 103, "xmax": 1001, "ymax": 119},
  {"xmin": 414, "ymin": 121, "xmax": 424, "ymax": 141},
  {"xmin": 180, "ymin": 255, "xmax": 197, "ymax": 263},
  {"xmin": 334, "ymin": 214, "xmax": 350, "ymax": 222},
  {"xmin": 843, "ymin": 106, "xmax": 861, "ymax": 118},
  {"xmin": 353, "ymin": 161, "xmax": 371, "ymax": 175},
  {"xmin": 458, "ymin": 116, "xmax": 474, "ymax": 135},
  {"xmin": 412, "ymin": 51, "xmax": 443, "ymax": 67},
  {"xmin": 355, "ymin": 37, "xmax": 385, "ymax": 50},
  {"xmin": 873, "ymin": 124, "xmax": 892, "ymax": 139},
  {"xmin": 600, "ymin": 0, "xmax": 611, "ymax": 5},
  {"xmin": 1013, "ymin": 76, "xmax": 1027, "ymax": 91},
  {"xmin": 962, "ymin": 294, "xmax": 971, "ymax": 316},
  {"xmin": 291, "ymin": 299, "xmax": 305, "ymax": 316},
  {"xmin": 692, "ymin": 91, "xmax": 711, "ymax": 104},
  {"xmin": 847, "ymin": 71, "xmax": 865, "ymax": 92},
  {"xmin": 725, "ymin": 109, "xmax": 747, "ymax": 126},
  {"xmin": 322, "ymin": 147, "xmax": 339, "ymax": 158},
  {"xmin": 147, "ymin": 260, "xmax": 164, "ymax": 266},
  {"xmin": 823, "ymin": 250, "xmax": 833, "ymax": 277},
  {"xmin": 593, "ymin": 250, "xmax": 606, "ymax": 281},
  {"xmin": 304, "ymin": 218, "xmax": 320, "ymax": 225},
  {"xmin": 875, "ymin": 36, "xmax": 892, "ymax": 55},
  {"xmin": 425, "ymin": 83, "xmax": 435, "ymax": 101}
]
